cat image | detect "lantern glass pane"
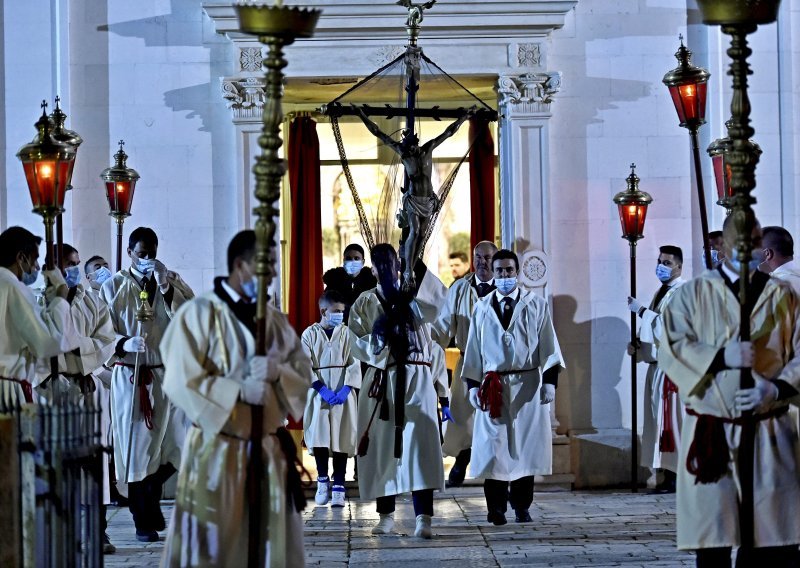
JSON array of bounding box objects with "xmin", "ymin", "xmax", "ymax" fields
[
  {"xmin": 712, "ymin": 154, "xmax": 726, "ymax": 200},
  {"xmin": 668, "ymin": 85, "xmax": 687, "ymax": 124},
  {"xmin": 22, "ymin": 162, "xmax": 40, "ymax": 207},
  {"xmin": 695, "ymin": 82, "xmax": 708, "ymax": 122}
]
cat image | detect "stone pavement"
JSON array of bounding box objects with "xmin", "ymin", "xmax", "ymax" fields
[{"xmin": 104, "ymin": 487, "xmax": 694, "ymax": 567}]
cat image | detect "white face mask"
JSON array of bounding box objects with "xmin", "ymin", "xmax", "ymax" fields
[
  {"xmin": 495, "ymin": 277, "xmax": 517, "ymax": 294},
  {"xmin": 65, "ymin": 266, "xmax": 81, "ymax": 288},
  {"xmin": 89, "ymin": 266, "xmax": 112, "ymax": 286},
  {"xmin": 135, "ymin": 258, "xmax": 156, "ymax": 275},
  {"xmin": 730, "ymin": 247, "xmax": 765, "ymax": 272},
  {"xmin": 326, "ymin": 312, "xmax": 344, "ymax": 327},
  {"xmin": 343, "ymin": 260, "xmax": 364, "ymax": 276}
]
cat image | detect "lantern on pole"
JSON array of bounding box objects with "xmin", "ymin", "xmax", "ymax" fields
[
  {"xmin": 100, "ymin": 140, "xmax": 140, "ymax": 271},
  {"xmin": 612, "ymin": 163, "xmax": 653, "ymax": 493},
  {"xmin": 49, "ymin": 96, "xmax": 83, "ymax": 269},
  {"xmin": 663, "ymin": 35, "xmax": 713, "ymax": 269},
  {"xmin": 16, "ymin": 101, "xmax": 77, "ymax": 271},
  {"xmin": 707, "ymin": 118, "xmax": 762, "ymax": 211}
]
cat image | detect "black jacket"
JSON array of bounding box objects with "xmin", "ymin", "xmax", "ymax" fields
[{"xmin": 322, "ymin": 266, "xmax": 378, "ymax": 322}]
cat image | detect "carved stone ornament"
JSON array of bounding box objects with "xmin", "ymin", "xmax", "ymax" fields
[
  {"xmin": 239, "ymin": 47, "xmax": 263, "ymax": 72},
  {"xmin": 497, "ymin": 72, "xmax": 562, "ymax": 114},
  {"xmin": 516, "ymin": 43, "xmax": 542, "ymax": 67},
  {"xmin": 372, "ymin": 45, "xmax": 406, "ymax": 66},
  {"xmin": 518, "ymin": 248, "xmax": 549, "ymax": 288},
  {"xmin": 221, "ymin": 77, "xmax": 266, "ymax": 121}
]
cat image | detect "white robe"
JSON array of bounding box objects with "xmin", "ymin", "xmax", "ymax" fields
[
  {"xmin": 101, "ymin": 269, "xmax": 189, "ymax": 484},
  {"xmin": 462, "ymin": 289, "xmax": 565, "ymax": 481},
  {"xmin": 0, "ymin": 266, "xmax": 79, "ymax": 407},
  {"xmin": 160, "ymin": 290, "xmax": 311, "ymax": 568},
  {"xmin": 637, "ymin": 278, "xmax": 685, "ymax": 472},
  {"xmin": 432, "ymin": 273, "xmax": 481, "ymax": 457},
  {"xmin": 771, "ymin": 260, "xmax": 800, "ymax": 296},
  {"xmin": 349, "ymin": 271, "xmax": 449, "ymax": 500},
  {"xmin": 301, "ymin": 323, "xmax": 361, "ymax": 456},
  {"xmin": 659, "ymin": 269, "xmax": 800, "ymax": 550}
]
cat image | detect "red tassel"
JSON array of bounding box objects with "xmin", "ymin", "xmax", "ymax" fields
[
  {"xmin": 659, "ymin": 376, "xmax": 679, "ymax": 453},
  {"xmin": 357, "ymin": 434, "xmax": 369, "ymax": 457},
  {"xmin": 479, "ymin": 372, "xmax": 504, "ymax": 419}
]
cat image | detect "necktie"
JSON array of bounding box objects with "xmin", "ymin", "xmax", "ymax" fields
[
  {"xmin": 477, "ymin": 283, "xmax": 492, "ymax": 297},
  {"xmin": 501, "ymin": 297, "xmax": 514, "ymax": 329},
  {"xmin": 142, "ymin": 276, "xmax": 156, "ymax": 305}
]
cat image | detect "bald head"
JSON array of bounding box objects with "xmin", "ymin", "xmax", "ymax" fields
[
  {"xmin": 761, "ymin": 226, "xmax": 794, "ymax": 272},
  {"xmin": 473, "ymin": 240, "xmax": 499, "ymax": 282}
]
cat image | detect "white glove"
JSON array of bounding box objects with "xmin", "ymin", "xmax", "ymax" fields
[
  {"xmin": 735, "ymin": 374, "xmax": 778, "ymax": 412},
  {"xmin": 468, "ymin": 387, "xmax": 481, "ymax": 411},
  {"xmin": 540, "ymin": 383, "xmax": 556, "ymax": 404},
  {"xmin": 153, "ymin": 260, "xmax": 169, "ymax": 287},
  {"xmin": 248, "ymin": 355, "xmax": 278, "ymax": 383},
  {"xmin": 627, "ymin": 296, "xmax": 643, "ymax": 314},
  {"xmin": 724, "ymin": 341, "xmax": 754, "ymax": 369},
  {"xmin": 123, "ymin": 336, "xmax": 146, "ymax": 353},
  {"xmin": 240, "ymin": 380, "xmax": 268, "ymax": 405},
  {"xmin": 43, "ymin": 268, "xmax": 68, "ymax": 301}
]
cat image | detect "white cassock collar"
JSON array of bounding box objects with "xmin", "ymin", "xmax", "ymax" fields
[
  {"xmin": 494, "ymin": 287, "xmax": 520, "ymax": 303},
  {"xmin": 221, "ymin": 278, "xmax": 246, "ymax": 303}
]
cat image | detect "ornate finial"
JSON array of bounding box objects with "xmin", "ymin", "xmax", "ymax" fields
[
  {"xmin": 119, "ymin": 139, "xmax": 125, "ymax": 149},
  {"xmin": 397, "ymin": 0, "xmax": 436, "ymax": 46},
  {"xmin": 114, "ymin": 139, "xmax": 129, "ymax": 167},
  {"xmin": 135, "ymin": 290, "xmax": 155, "ymax": 322},
  {"xmin": 40, "ymin": 100, "xmax": 48, "ymax": 115},
  {"xmin": 678, "ymin": 33, "xmax": 684, "ymax": 46},
  {"xmin": 54, "ymin": 95, "xmax": 61, "ymax": 108}
]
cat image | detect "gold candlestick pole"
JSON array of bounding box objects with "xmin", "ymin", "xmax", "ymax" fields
[{"xmin": 233, "ymin": 2, "xmax": 320, "ymax": 565}]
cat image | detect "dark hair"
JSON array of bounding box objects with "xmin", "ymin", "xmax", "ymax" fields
[
  {"xmin": 491, "ymin": 249, "xmax": 519, "ymax": 272},
  {"xmin": 84, "ymin": 255, "xmax": 106, "ymax": 275},
  {"xmin": 449, "ymin": 251, "xmax": 468, "ymax": 263},
  {"xmin": 319, "ymin": 289, "xmax": 346, "ymax": 306},
  {"xmin": 708, "ymin": 230, "xmax": 723, "ymax": 241},
  {"xmin": 762, "ymin": 226, "xmax": 794, "ymax": 257},
  {"xmin": 659, "ymin": 245, "xmax": 683, "ymax": 264},
  {"xmin": 128, "ymin": 227, "xmax": 158, "ymax": 251},
  {"xmin": 0, "ymin": 226, "xmax": 42, "ymax": 267},
  {"xmin": 343, "ymin": 243, "xmax": 365, "ymax": 257},
  {"xmin": 227, "ymin": 230, "xmax": 256, "ymax": 273},
  {"xmin": 45, "ymin": 243, "xmax": 78, "ymax": 268}
]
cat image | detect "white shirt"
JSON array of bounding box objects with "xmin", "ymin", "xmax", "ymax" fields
[
  {"xmin": 494, "ymin": 287, "xmax": 521, "ymax": 304},
  {"xmin": 221, "ymin": 279, "xmax": 248, "ymax": 304}
]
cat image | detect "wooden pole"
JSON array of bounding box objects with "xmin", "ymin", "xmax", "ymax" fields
[{"xmin": 629, "ymin": 241, "xmax": 638, "ymax": 492}]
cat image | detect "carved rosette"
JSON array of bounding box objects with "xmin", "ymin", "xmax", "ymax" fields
[
  {"xmin": 221, "ymin": 77, "xmax": 267, "ymax": 121},
  {"xmin": 239, "ymin": 47, "xmax": 263, "ymax": 72},
  {"xmin": 498, "ymin": 72, "xmax": 562, "ymax": 114},
  {"xmin": 517, "ymin": 249, "xmax": 549, "ymax": 288}
]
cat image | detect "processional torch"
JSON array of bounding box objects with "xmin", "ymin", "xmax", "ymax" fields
[
  {"xmin": 695, "ymin": 0, "xmax": 781, "ymax": 551},
  {"xmin": 101, "ymin": 141, "xmax": 140, "ymax": 272},
  {"xmin": 124, "ymin": 291, "xmax": 154, "ymax": 483},
  {"xmin": 233, "ymin": 1, "xmax": 319, "ymax": 565}
]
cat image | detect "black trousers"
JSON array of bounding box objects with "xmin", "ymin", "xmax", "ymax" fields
[
  {"xmin": 376, "ymin": 489, "xmax": 434, "ymax": 517},
  {"xmin": 696, "ymin": 545, "xmax": 800, "ymax": 568},
  {"xmin": 127, "ymin": 464, "xmax": 176, "ymax": 533},
  {"xmin": 313, "ymin": 447, "xmax": 348, "ymax": 486},
  {"xmin": 484, "ymin": 476, "xmax": 534, "ymax": 514}
]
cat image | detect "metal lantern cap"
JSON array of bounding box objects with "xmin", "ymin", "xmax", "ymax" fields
[
  {"xmin": 50, "ymin": 96, "xmax": 83, "ymax": 149},
  {"xmin": 696, "ymin": 0, "xmax": 781, "ymax": 25},
  {"xmin": 707, "ymin": 119, "xmax": 762, "ymax": 207},
  {"xmin": 235, "ymin": 3, "xmax": 321, "ymax": 40},
  {"xmin": 100, "ymin": 140, "xmax": 140, "ymax": 184},
  {"xmin": 662, "ymin": 38, "xmax": 711, "ymax": 88},
  {"xmin": 613, "ymin": 164, "xmax": 653, "ymax": 207},
  {"xmin": 613, "ymin": 164, "xmax": 653, "ymax": 242}
]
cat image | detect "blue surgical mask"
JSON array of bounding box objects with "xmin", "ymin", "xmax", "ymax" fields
[
  {"xmin": 326, "ymin": 312, "xmax": 344, "ymax": 327},
  {"xmin": 343, "ymin": 260, "xmax": 364, "ymax": 276},
  {"xmin": 495, "ymin": 277, "xmax": 517, "ymax": 294},
  {"xmin": 21, "ymin": 256, "xmax": 39, "ymax": 286},
  {"xmin": 65, "ymin": 266, "xmax": 81, "ymax": 288},
  {"xmin": 136, "ymin": 258, "xmax": 155, "ymax": 275},
  {"xmin": 701, "ymin": 249, "xmax": 722, "ymax": 267},
  {"xmin": 730, "ymin": 247, "xmax": 764, "ymax": 272},
  {"xmin": 655, "ymin": 264, "xmax": 674, "ymax": 282},
  {"xmin": 241, "ymin": 276, "xmax": 258, "ymax": 301},
  {"xmin": 89, "ymin": 266, "xmax": 112, "ymax": 286}
]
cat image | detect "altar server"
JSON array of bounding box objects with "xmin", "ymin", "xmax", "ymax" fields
[
  {"xmin": 100, "ymin": 227, "xmax": 190, "ymax": 541},
  {"xmin": 462, "ymin": 249, "xmax": 564, "ymax": 526},
  {"xmin": 160, "ymin": 230, "xmax": 311, "ymax": 567}
]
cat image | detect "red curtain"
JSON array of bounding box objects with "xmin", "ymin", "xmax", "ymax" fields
[
  {"xmin": 468, "ymin": 117, "xmax": 496, "ymax": 253},
  {"xmin": 287, "ymin": 117, "xmax": 323, "ymax": 335}
]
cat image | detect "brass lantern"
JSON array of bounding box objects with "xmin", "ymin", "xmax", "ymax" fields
[
  {"xmin": 662, "ymin": 36, "xmax": 710, "ymax": 130},
  {"xmin": 613, "ymin": 164, "xmax": 653, "ymax": 242},
  {"xmin": 101, "ymin": 140, "xmax": 140, "ymax": 271},
  {"xmin": 707, "ymin": 119, "xmax": 763, "ymax": 210}
]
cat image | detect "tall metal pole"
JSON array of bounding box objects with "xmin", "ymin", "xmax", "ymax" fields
[
  {"xmin": 689, "ymin": 127, "xmax": 713, "ymax": 269},
  {"xmin": 629, "ymin": 241, "xmax": 638, "ymax": 492}
]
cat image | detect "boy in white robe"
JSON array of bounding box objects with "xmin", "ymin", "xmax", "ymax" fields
[
  {"xmin": 101, "ymin": 226, "xmax": 190, "ymax": 542},
  {"xmin": 659, "ymin": 216, "xmax": 800, "ymax": 567},
  {"xmin": 349, "ymin": 243, "xmax": 450, "ymax": 539},
  {"xmin": 302, "ymin": 289, "xmax": 361, "ymax": 507},
  {"xmin": 160, "ymin": 230, "xmax": 312, "ymax": 568},
  {"xmin": 462, "ymin": 249, "xmax": 565, "ymax": 526}
]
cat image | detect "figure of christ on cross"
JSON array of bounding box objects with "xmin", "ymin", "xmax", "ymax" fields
[{"xmin": 352, "ymin": 103, "xmax": 476, "ymax": 290}]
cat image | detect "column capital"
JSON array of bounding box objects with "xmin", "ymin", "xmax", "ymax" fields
[
  {"xmin": 497, "ymin": 72, "xmax": 562, "ymax": 115},
  {"xmin": 221, "ymin": 76, "xmax": 266, "ymax": 122}
]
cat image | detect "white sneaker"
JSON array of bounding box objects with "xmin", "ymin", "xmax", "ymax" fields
[
  {"xmin": 414, "ymin": 514, "xmax": 432, "ymax": 539},
  {"xmin": 315, "ymin": 479, "xmax": 330, "ymax": 505},
  {"xmin": 331, "ymin": 485, "xmax": 346, "ymax": 507},
  {"xmin": 371, "ymin": 513, "xmax": 394, "ymax": 534}
]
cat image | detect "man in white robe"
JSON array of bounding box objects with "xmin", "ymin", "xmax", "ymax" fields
[
  {"xmin": 462, "ymin": 249, "xmax": 565, "ymax": 526},
  {"xmin": 761, "ymin": 226, "xmax": 800, "ymax": 294},
  {"xmin": 101, "ymin": 227, "xmax": 190, "ymax": 541},
  {"xmin": 627, "ymin": 244, "xmax": 685, "ymax": 492},
  {"xmin": 349, "ymin": 243, "xmax": 449, "ymax": 539},
  {"xmin": 302, "ymin": 289, "xmax": 361, "ymax": 507},
  {"xmin": 433, "ymin": 240, "xmax": 497, "ymax": 487},
  {"xmin": 659, "ymin": 216, "xmax": 800, "ymax": 566},
  {"xmin": 160, "ymin": 230, "xmax": 311, "ymax": 567}
]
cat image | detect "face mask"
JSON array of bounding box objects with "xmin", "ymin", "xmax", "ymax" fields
[
  {"xmin": 89, "ymin": 266, "xmax": 112, "ymax": 286},
  {"xmin": 730, "ymin": 247, "xmax": 764, "ymax": 272},
  {"xmin": 326, "ymin": 312, "xmax": 344, "ymax": 327},
  {"xmin": 65, "ymin": 266, "xmax": 81, "ymax": 288},
  {"xmin": 701, "ymin": 249, "xmax": 722, "ymax": 267},
  {"xmin": 136, "ymin": 258, "xmax": 156, "ymax": 275},
  {"xmin": 655, "ymin": 264, "xmax": 674, "ymax": 282},
  {"xmin": 21, "ymin": 257, "xmax": 39, "ymax": 286},
  {"xmin": 241, "ymin": 275, "xmax": 258, "ymax": 301},
  {"xmin": 343, "ymin": 260, "xmax": 364, "ymax": 276},
  {"xmin": 495, "ymin": 277, "xmax": 517, "ymax": 294}
]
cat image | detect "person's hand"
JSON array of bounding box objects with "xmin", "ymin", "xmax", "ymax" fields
[
  {"xmin": 724, "ymin": 341, "xmax": 754, "ymax": 369},
  {"xmin": 248, "ymin": 355, "xmax": 278, "ymax": 383},
  {"xmin": 43, "ymin": 268, "xmax": 68, "ymax": 301},
  {"xmin": 123, "ymin": 336, "xmax": 146, "ymax": 353},
  {"xmin": 468, "ymin": 387, "xmax": 482, "ymax": 411},
  {"xmin": 240, "ymin": 380, "xmax": 268, "ymax": 405},
  {"xmin": 153, "ymin": 260, "xmax": 169, "ymax": 287},
  {"xmin": 735, "ymin": 373, "xmax": 778, "ymax": 412},
  {"xmin": 627, "ymin": 296, "xmax": 643, "ymax": 314},
  {"xmin": 540, "ymin": 383, "xmax": 556, "ymax": 405},
  {"xmin": 332, "ymin": 385, "xmax": 352, "ymax": 405},
  {"xmin": 317, "ymin": 385, "xmax": 338, "ymax": 405},
  {"xmin": 441, "ymin": 406, "xmax": 454, "ymax": 422},
  {"xmin": 626, "ymin": 341, "xmax": 641, "ymax": 356}
]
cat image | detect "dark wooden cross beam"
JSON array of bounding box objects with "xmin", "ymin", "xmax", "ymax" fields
[{"xmin": 323, "ymin": 102, "xmax": 497, "ymax": 122}]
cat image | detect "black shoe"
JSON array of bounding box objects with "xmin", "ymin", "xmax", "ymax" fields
[
  {"xmin": 514, "ymin": 509, "xmax": 532, "ymax": 523},
  {"xmin": 446, "ymin": 466, "xmax": 466, "ymax": 488},
  {"xmin": 152, "ymin": 507, "xmax": 166, "ymax": 532},
  {"xmin": 136, "ymin": 530, "xmax": 159, "ymax": 543},
  {"xmin": 103, "ymin": 533, "xmax": 116, "ymax": 554},
  {"xmin": 486, "ymin": 511, "xmax": 507, "ymax": 526}
]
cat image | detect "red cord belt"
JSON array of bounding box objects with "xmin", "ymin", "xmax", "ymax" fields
[
  {"xmin": 114, "ymin": 362, "xmax": 164, "ymax": 430},
  {"xmin": 0, "ymin": 377, "xmax": 33, "ymax": 403},
  {"xmin": 479, "ymin": 368, "xmax": 536, "ymax": 418}
]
